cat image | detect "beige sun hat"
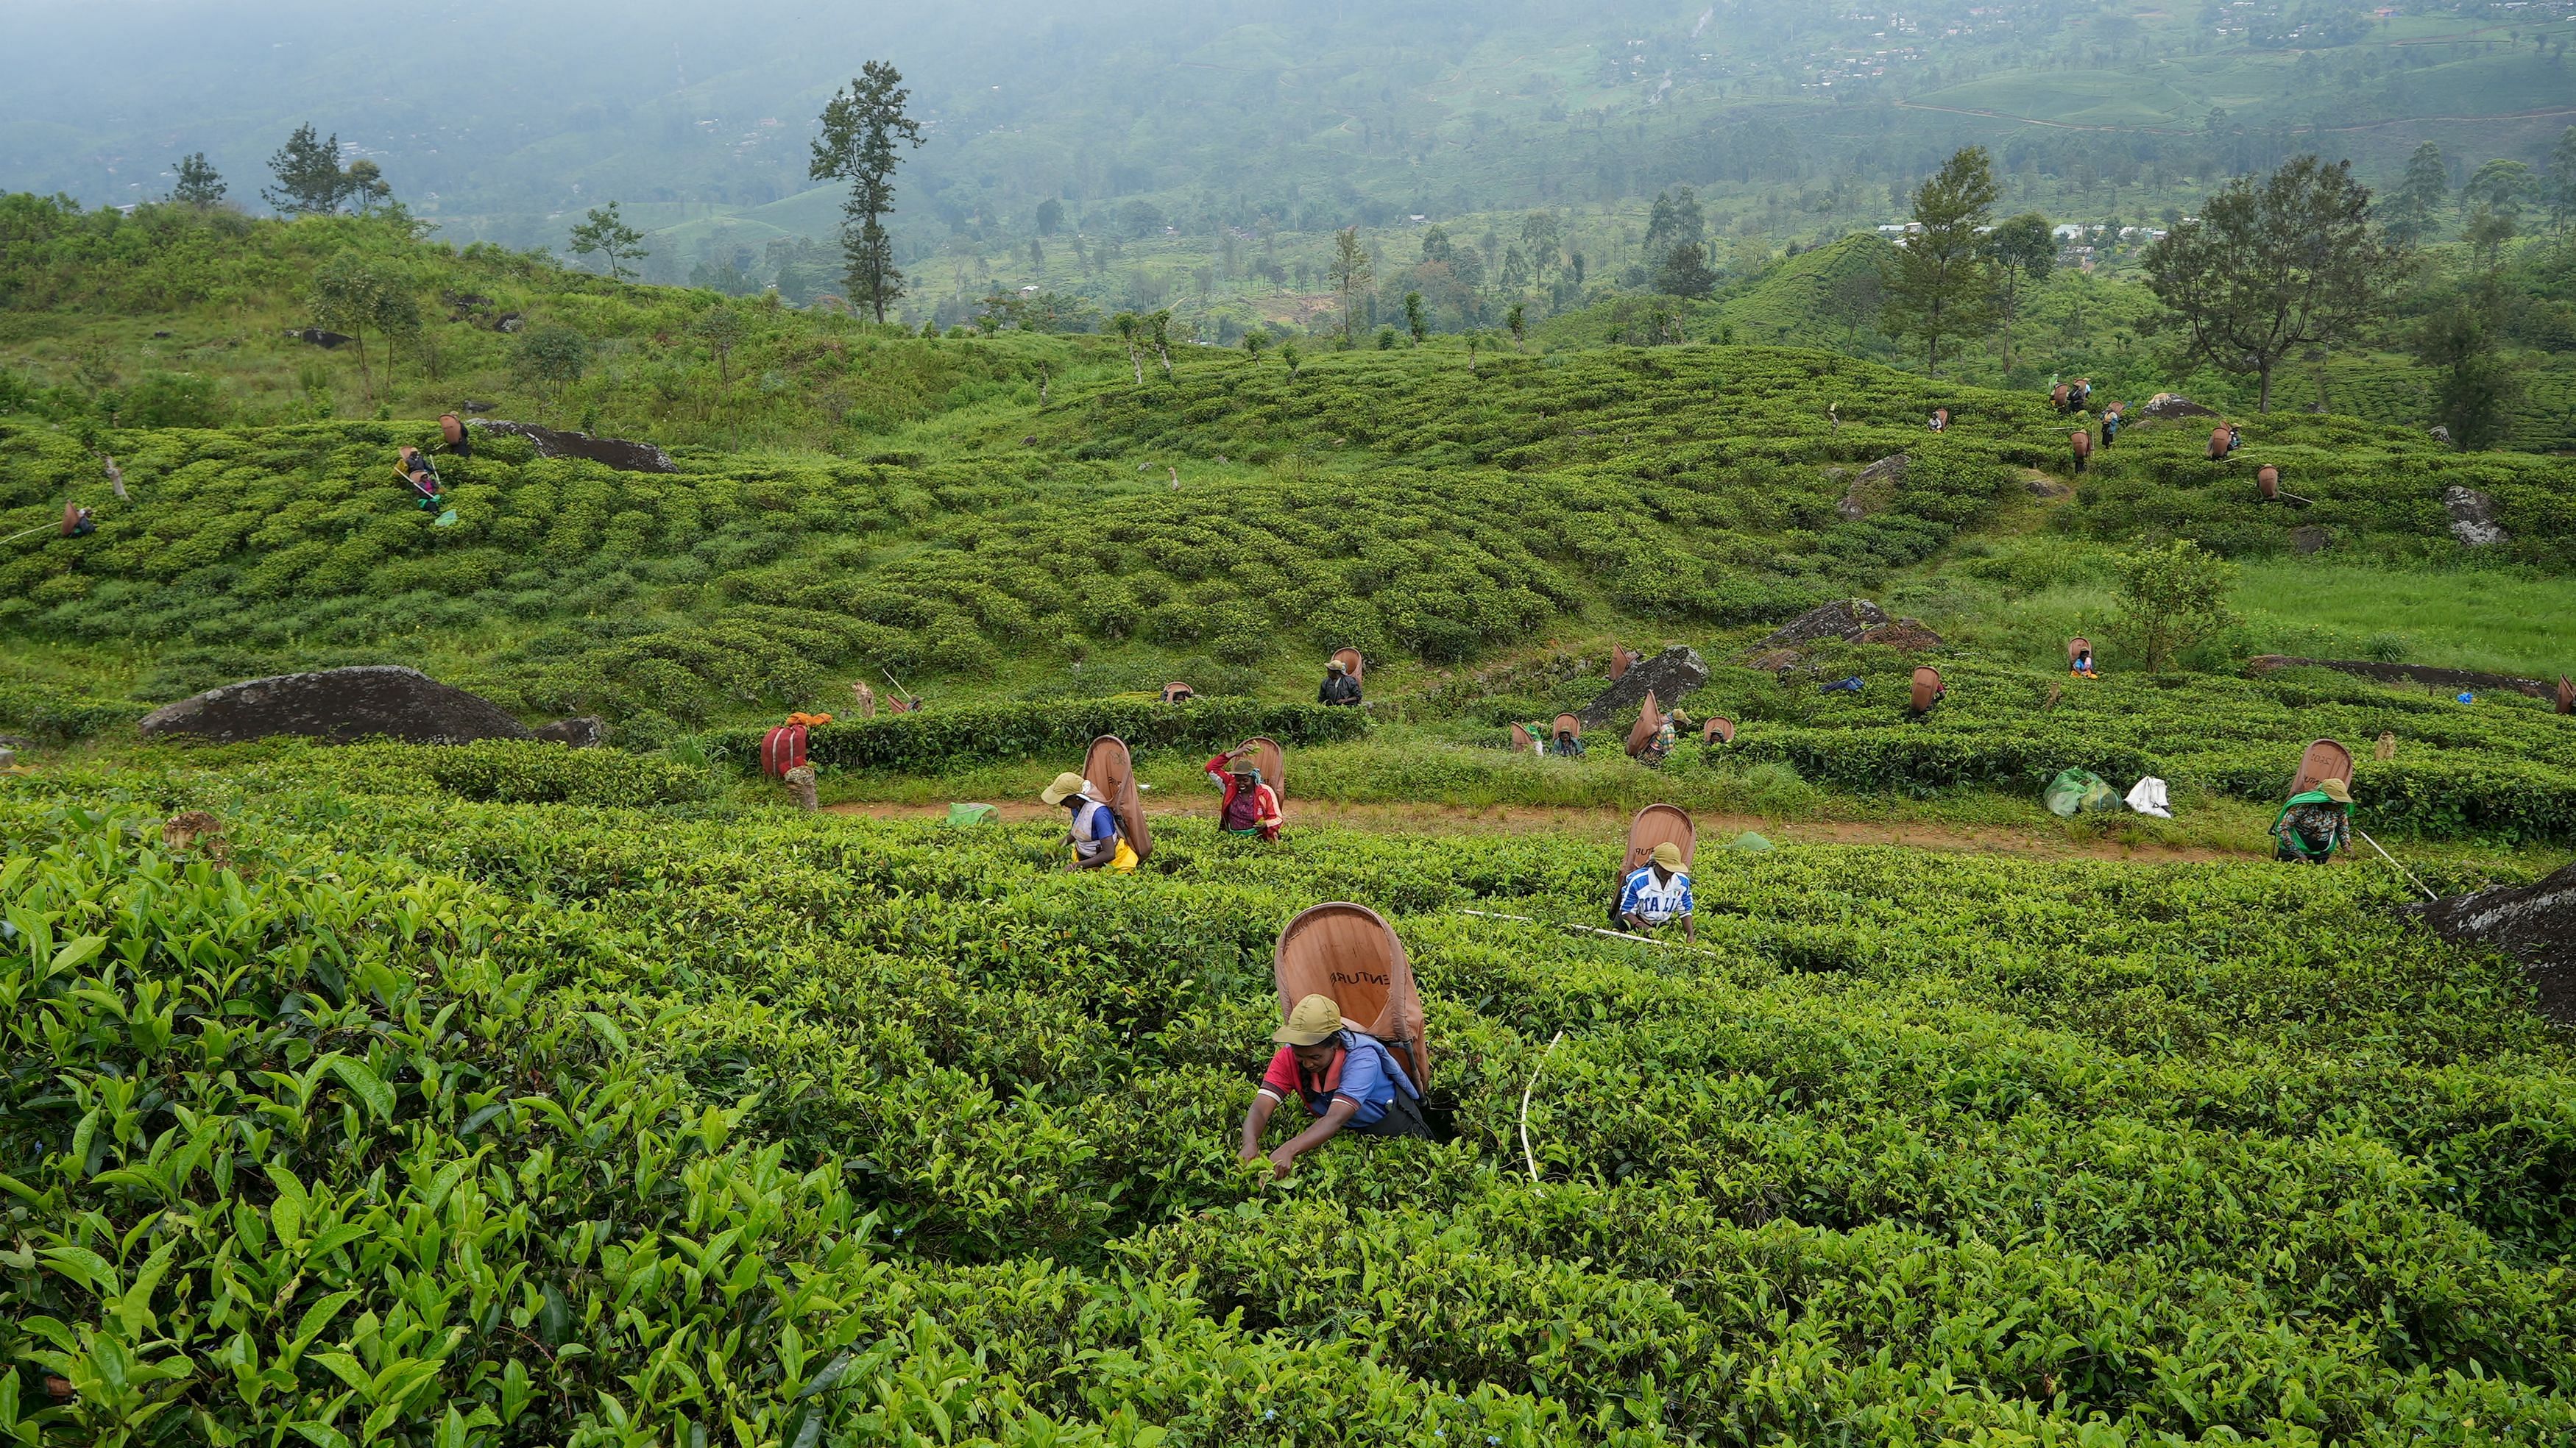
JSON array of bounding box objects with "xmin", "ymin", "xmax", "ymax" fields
[{"xmin": 1273, "ymin": 993, "xmax": 1345, "ymax": 1046}]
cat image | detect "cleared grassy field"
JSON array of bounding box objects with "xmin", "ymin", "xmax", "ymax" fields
[{"xmin": 2233, "ymin": 561, "xmax": 2576, "ymax": 681}]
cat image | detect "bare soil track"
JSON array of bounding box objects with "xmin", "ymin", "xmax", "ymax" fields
[{"xmin": 827, "ymin": 798, "xmax": 2238, "ymax": 863}]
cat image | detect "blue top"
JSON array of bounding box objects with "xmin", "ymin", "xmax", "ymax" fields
[
  {"xmin": 1070, "ymin": 798, "xmax": 1120, "ymax": 842},
  {"xmin": 1618, "ymin": 865, "xmax": 1695, "ymax": 924},
  {"xmin": 1261, "ymin": 1030, "xmax": 1419, "ymax": 1126}
]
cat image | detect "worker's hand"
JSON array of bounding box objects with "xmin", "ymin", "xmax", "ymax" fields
[{"xmin": 1265, "ymin": 1145, "xmax": 1298, "ymax": 1179}]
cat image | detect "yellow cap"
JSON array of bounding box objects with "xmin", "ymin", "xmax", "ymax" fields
[
  {"xmin": 1649, "ymin": 841, "xmax": 1685, "ymax": 871},
  {"xmin": 1041, "ymin": 772, "xmax": 1089, "ymax": 806},
  {"xmin": 2317, "ymin": 778, "xmax": 2353, "ymax": 804},
  {"xmin": 1273, "ymin": 993, "xmax": 1345, "ymax": 1046}
]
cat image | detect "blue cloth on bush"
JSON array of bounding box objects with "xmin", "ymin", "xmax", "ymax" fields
[{"xmin": 1821, "ymin": 676, "xmax": 1864, "ymax": 693}]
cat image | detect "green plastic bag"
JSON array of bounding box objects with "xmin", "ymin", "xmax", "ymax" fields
[
  {"xmin": 1727, "ymin": 831, "xmax": 1775, "ymax": 853},
  {"xmin": 946, "ymin": 802, "xmax": 999, "ymax": 827},
  {"xmin": 2043, "ymin": 768, "xmax": 2117, "ymax": 817}
]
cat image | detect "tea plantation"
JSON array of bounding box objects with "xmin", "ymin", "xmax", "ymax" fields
[
  {"xmin": 6, "ymin": 744, "xmax": 2576, "ymax": 1445},
  {"xmin": 11, "ymin": 217, "xmax": 2576, "ymax": 1446}
]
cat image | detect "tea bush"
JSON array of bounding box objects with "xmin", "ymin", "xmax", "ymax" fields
[
  {"xmin": 0, "ymin": 679, "xmax": 141, "ymax": 743},
  {"xmin": 0, "ymin": 347, "xmax": 2048, "ymax": 728},
  {"xmin": 5, "ymin": 753, "xmax": 2575, "ymax": 1444},
  {"xmin": 2064, "ymin": 416, "xmax": 2576, "ymax": 567},
  {"xmin": 1690, "ymin": 653, "xmax": 2576, "ymax": 842},
  {"xmin": 701, "ymin": 697, "xmax": 1366, "ymax": 774}
]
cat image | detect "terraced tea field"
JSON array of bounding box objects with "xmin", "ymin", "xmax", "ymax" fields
[{"xmin": 6, "ymin": 744, "xmax": 2575, "ymax": 1444}]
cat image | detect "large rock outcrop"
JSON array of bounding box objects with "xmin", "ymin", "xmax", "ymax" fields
[
  {"xmin": 533, "ymin": 715, "xmax": 608, "ymax": 748},
  {"xmin": 1755, "ymin": 600, "xmax": 1891, "ymax": 649},
  {"xmin": 1578, "ymin": 645, "xmax": 1708, "ymax": 726},
  {"xmin": 2411, "ymin": 862, "xmax": 2576, "ymax": 1026},
  {"xmin": 1741, "ymin": 600, "xmax": 1945, "ymax": 670},
  {"xmin": 1833, "ymin": 454, "xmax": 1908, "ymax": 521},
  {"xmin": 139, "ymin": 667, "xmax": 536, "ymax": 745},
  {"xmin": 469, "ymin": 420, "xmax": 677, "ymax": 474},
  {"xmin": 2444, "ymin": 486, "xmax": 2508, "ymax": 547},
  {"xmin": 2137, "ymin": 394, "xmax": 2218, "ymax": 421},
  {"xmin": 2245, "ymin": 656, "xmax": 2551, "ymax": 700}
]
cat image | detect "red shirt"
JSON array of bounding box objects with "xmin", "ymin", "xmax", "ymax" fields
[{"xmin": 1206, "ymin": 754, "xmax": 1280, "ymax": 830}]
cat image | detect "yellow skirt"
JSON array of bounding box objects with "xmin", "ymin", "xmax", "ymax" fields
[{"xmin": 1070, "ymin": 838, "xmax": 1139, "ymax": 873}]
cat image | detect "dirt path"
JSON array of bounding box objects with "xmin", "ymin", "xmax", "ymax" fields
[{"xmin": 824, "ymin": 798, "xmax": 2240, "ymax": 864}]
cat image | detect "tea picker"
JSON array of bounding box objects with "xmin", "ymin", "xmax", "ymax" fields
[
  {"xmin": 2273, "ymin": 740, "xmax": 2355, "ymax": 865},
  {"xmin": 880, "ymin": 667, "xmax": 923, "ymax": 713},
  {"xmin": 394, "ymin": 446, "xmax": 459, "ymax": 527},
  {"xmin": 1240, "ymin": 904, "xmax": 1432, "ymax": 1177},
  {"xmin": 1611, "ymin": 803, "xmax": 1696, "ymax": 944},
  {"xmin": 4, "ymin": 505, "xmax": 92, "ymax": 547}
]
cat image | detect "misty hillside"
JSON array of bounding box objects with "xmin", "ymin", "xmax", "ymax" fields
[{"xmin": 14, "ymin": 0, "xmax": 2574, "ymax": 259}]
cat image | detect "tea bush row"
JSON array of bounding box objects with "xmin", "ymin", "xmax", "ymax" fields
[
  {"xmin": 6, "ymin": 754, "xmax": 2575, "ymax": 1443},
  {"xmin": 698, "ymin": 696, "xmax": 1366, "ymax": 775},
  {"xmin": 1674, "ymin": 652, "xmax": 2576, "ymax": 842},
  {"xmin": 2063, "ymin": 420, "xmax": 2576, "ymax": 567}
]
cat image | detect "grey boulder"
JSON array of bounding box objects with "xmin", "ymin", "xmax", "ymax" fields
[
  {"xmin": 2444, "ymin": 486, "xmax": 2508, "ymax": 547},
  {"xmin": 1579, "ymin": 645, "xmax": 1708, "ymax": 726},
  {"xmin": 2410, "ymin": 862, "xmax": 2576, "ymax": 1026},
  {"xmin": 138, "ymin": 666, "xmax": 534, "ymax": 745},
  {"xmin": 534, "ymin": 715, "xmax": 608, "ymax": 748}
]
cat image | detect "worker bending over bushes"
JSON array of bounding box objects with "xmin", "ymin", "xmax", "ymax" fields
[
  {"xmin": 1239, "ymin": 994, "xmax": 1430, "ymax": 1176},
  {"xmin": 1041, "ymin": 772, "xmax": 1136, "ymax": 872},
  {"xmin": 2274, "ymin": 778, "xmax": 2353, "ymax": 865},
  {"xmin": 1616, "ymin": 840, "xmax": 1698, "ymax": 943}
]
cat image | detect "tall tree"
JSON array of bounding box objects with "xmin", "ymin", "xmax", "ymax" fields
[
  {"xmin": 1982, "ymin": 211, "xmax": 2054, "ymax": 372},
  {"xmin": 1822, "ymin": 263, "xmax": 1884, "ymax": 348},
  {"xmin": 568, "ymin": 202, "xmax": 648, "ymax": 281},
  {"xmin": 2460, "ymin": 159, "xmax": 2537, "ymax": 226},
  {"xmin": 810, "ymin": 62, "xmax": 925, "ymax": 323},
  {"xmin": 1404, "ymin": 291, "xmax": 1426, "ymax": 347},
  {"xmin": 1518, "ymin": 210, "xmax": 1563, "ymax": 274},
  {"xmin": 693, "ymin": 305, "xmax": 747, "ymax": 387},
  {"xmin": 1880, "ymin": 146, "xmax": 2000, "ymax": 377},
  {"xmin": 1111, "ymin": 312, "xmax": 1144, "ymax": 384},
  {"xmin": 2382, "ymin": 141, "xmax": 2449, "ymax": 247},
  {"xmin": 308, "ymin": 255, "xmax": 406, "ymax": 400},
  {"xmin": 1652, "ymin": 243, "xmax": 1717, "ymax": 299},
  {"xmin": 2142, "ymin": 156, "xmax": 2399, "ymax": 413},
  {"xmin": 169, "ymin": 152, "xmax": 225, "ymax": 207},
  {"xmin": 1642, "ymin": 188, "xmax": 1705, "ymax": 263},
  {"xmin": 343, "ymin": 159, "xmax": 390, "ymax": 216},
  {"xmin": 1330, "ymin": 227, "xmax": 1372, "ymax": 345},
  {"xmin": 2547, "ymin": 127, "xmax": 2576, "ymax": 233},
  {"xmin": 1034, "ymin": 198, "xmax": 1064, "ymax": 237},
  {"xmin": 2116, "ymin": 540, "xmax": 2236, "ymax": 673},
  {"xmin": 512, "ymin": 325, "xmax": 591, "ymax": 422},
  {"xmin": 2416, "ymin": 275, "xmax": 2524, "ymax": 451},
  {"xmin": 263, "ymin": 124, "xmax": 347, "ymax": 216}
]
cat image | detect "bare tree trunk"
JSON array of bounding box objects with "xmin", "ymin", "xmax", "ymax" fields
[
  {"xmin": 2257, "ymin": 359, "xmax": 2274, "ymax": 414},
  {"xmin": 353, "ymin": 329, "xmax": 372, "ymax": 401}
]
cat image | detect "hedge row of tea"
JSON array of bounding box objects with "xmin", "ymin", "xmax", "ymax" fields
[
  {"xmin": 2063, "ymin": 417, "xmax": 2576, "ymax": 568},
  {"xmin": 0, "ymin": 349, "xmax": 2023, "ymax": 726},
  {"xmin": 1671, "ymin": 654, "xmax": 2576, "ymax": 842},
  {"xmin": 701, "ymin": 697, "xmax": 1367, "ymax": 775},
  {"xmin": 4, "ymin": 750, "xmax": 2572, "ymax": 1444}
]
